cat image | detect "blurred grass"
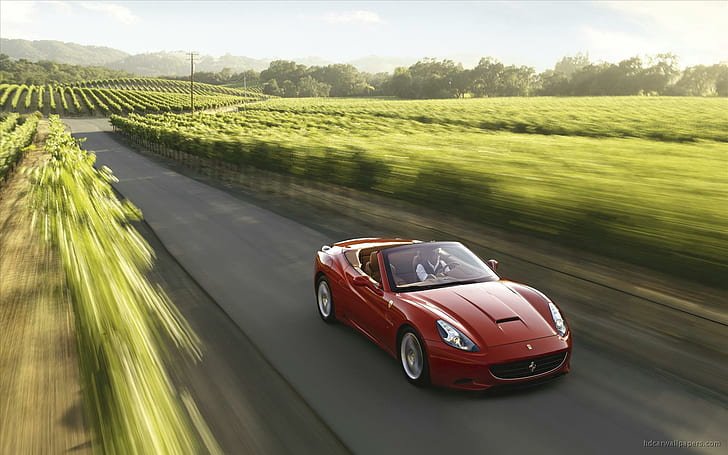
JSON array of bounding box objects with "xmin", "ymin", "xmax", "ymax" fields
[
  {"xmin": 110, "ymin": 97, "xmax": 728, "ymax": 287},
  {"xmin": 0, "ymin": 121, "xmax": 91, "ymax": 454},
  {"xmin": 1, "ymin": 112, "xmax": 40, "ymax": 181},
  {"xmin": 29, "ymin": 116, "xmax": 218, "ymax": 454}
]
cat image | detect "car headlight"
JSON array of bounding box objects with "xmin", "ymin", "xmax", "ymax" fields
[
  {"xmin": 548, "ymin": 301, "xmax": 567, "ymax": 336},
  {"xmin": 436, "ymin": 320, "xmax": 479, "ymax": 352}
]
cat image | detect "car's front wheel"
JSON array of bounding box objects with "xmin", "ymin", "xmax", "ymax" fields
[
  {"xmin": 316, "ymin": 276, "xmax": 336, "ymax": 323},
  {"xmin": 399, "ymin": 328, "xmax": 430, "ymax": 386}
]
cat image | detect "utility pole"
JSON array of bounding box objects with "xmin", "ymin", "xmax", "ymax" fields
[{"xmin": 188, "ymin": 52, "xmax": 198, "ymax": 114}]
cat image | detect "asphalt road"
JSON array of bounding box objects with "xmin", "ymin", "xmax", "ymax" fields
[{"xmin": 66, "ymin": 118, "xmax": 727, "ymax": 455}]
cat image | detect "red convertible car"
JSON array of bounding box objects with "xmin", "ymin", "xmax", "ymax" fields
[{"xmin": 314, "ymin": 238, "xmax": 572, "ymax": 390}]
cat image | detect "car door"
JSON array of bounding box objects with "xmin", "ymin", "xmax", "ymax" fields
[{"xmin": 352, "ymin": 254, "xmax": 397, "ymax": 348}]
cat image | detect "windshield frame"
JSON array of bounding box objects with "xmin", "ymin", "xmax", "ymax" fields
[{"xmin": 381, "ymin": 241, "xmax": 499, "ymax": 293}]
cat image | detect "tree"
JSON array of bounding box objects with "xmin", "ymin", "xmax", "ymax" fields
[
  {"xmin": 407, "ymin": 58, "xmax": 463, "ymax": 98},
  {"xmin": 537, "ymin": 70, "xmax": 569, "ymax": 96},
  {"xmin": 500, "ymin": 65, "xmax": 536, "ymax": 96},
  {"xmin": 451, "ymin": 69, "xmax": 472, "ymax": 98},
  {"xmin": 309, "ymin": 64, "xmax": 368, "ymax": 97},
  {"xmin": 0, "ymin": 54, "xmax": 133, "ymax": 84},
  {"xmin": 262, "ymin": 79, "xmax": 282, "ymax": 96},
  {"xmin": 260, "ymin": 60, "xmax": 307, "ymax": 86},
  {"xmin": 641, "ymin": 53, "xmax": 680, "ymax": 94},
  {"xmin": 669, "ymin": 64, "xmax": 726, "ymax": 96},
  {"xmin": 297, "ymin": 76, "xmax": 331, "ymax": 97},
  {"xmin": 716, "ymin": 66, "xmax": 728, "ymax": 96},
  {"xmin": 280, "ymin": 79, "xmax": 298, "ymax": 97},
  {"xmin": 363, "ymin": 72, "xmax": 391, "ymax": 95},
  {"xmin": 554, "ymin": 53, "xmax": 590, "ymax": 77},
  {"xmin": 471, "ymin": 57, "xmax": 505, "ymax": 97},
  {"xmin": 389, "ymin": 67, "xmax": 414, "ymax": 98}
]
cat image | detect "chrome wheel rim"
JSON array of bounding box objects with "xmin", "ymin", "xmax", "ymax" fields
[
  {"xmin": 400, "ymin": 333, "xmax": 423, "ymax": 379},
  {"xmin": 317, "ymin": 281, "xmax": 331, "ymax": 317}
]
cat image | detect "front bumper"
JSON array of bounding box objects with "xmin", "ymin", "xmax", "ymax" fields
[{"xmin": 425, "ymin": 334, "xmax": 572, "ymax": 390}]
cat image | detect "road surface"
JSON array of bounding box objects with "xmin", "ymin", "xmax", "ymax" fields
[{"xmin": 66, "ymin": 118, "xmax": 727, "ymax": 455}]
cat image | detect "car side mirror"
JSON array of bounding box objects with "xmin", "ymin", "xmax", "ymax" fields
[
  {"xmin": 487, "ymin": 259, "xmax": 499, "ymax": 272},
  {"xmin": 352, "ymin": 275, "xmax": 370, "ymax": 286}
]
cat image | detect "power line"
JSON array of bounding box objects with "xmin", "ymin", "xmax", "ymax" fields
[{"xmin": 188, "ymin": 52, "xmax": 199, "ymax": 114}]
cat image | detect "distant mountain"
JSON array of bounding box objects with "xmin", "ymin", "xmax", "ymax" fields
[
  {"xmin": 348, "ymin": 56, "xmax": 417, "ymax": 74},
  {"xmin": 0, "ymin": 38, "xmax": 129, "ymax": 66},
  {"xmin": 106, "ymin": 51, "xmax": 271, "ymax": 76},
  {"xmin": 1, "ymin": 38, "xmax": 418, "ymax": 75}
]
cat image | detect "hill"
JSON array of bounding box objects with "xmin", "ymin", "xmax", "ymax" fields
[
  {"xmin": 1, "ymin": 38, "xmax": 411, "ymax": 76},
  {"xmin": 105, "ymin": 51, "xmax": 270, "ymax": 76},
  {"xmin": 0, "ymin": 39, "xmax": 129, "ymax": 66}
]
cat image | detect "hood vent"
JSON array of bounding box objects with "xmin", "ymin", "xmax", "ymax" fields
[{"xmin": 496, "ymin": 316, "xmax": 520, "ymax": 324}]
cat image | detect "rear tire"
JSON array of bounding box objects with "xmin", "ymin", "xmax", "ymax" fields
[
  {"xmin": 398, "ymin": 327, "xmax": 430, "ymax": 386},
  {"xmin": 316, "ymin": 276, "xmax": 336, "ymax": 323}
]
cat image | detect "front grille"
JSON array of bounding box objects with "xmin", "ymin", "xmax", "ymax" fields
[{"xmin": 490, "ymin": 351, "xmax": 567, "ymax": 380}]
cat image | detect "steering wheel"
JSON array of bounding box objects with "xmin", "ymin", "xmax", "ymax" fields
[{"xmin": 442, "ymin": 262, "xmax": 461, "ymax": 276}]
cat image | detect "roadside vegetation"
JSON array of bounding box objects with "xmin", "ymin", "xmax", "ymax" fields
[
  {"xmin": 111, "ymin": 97, "xmax": 728, "ymax": 287},
  {"xmin": 29, "ymin": 116, "xmax": 218, "ymax": 454},
  {"xmin": 0, "ymin": 112, "xmax": 40, "ymax": 181}
]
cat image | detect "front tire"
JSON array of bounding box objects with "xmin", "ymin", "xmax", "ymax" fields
[
  {"xmin": 399, "ymin": 328, "xmax": 430, "ymax": 386},
  {"xmin": 316, "ymin": 276, "xmax": 336, "ymax": 323}
]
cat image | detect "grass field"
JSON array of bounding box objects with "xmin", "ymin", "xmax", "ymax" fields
[{"xmin": 111, "ymin": 97, "xmax": 728, "ymax": 287}]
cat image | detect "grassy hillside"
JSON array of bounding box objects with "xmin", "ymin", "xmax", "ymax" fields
[
  {"xmin": 111, "ymin": 97, "xmax": 728, "ymax": 287},
  {"xmin": 1, "ymin": 38, "xmax": 129, "ymax": 66}
]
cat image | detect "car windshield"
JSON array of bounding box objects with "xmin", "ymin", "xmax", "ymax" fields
[{"xmin": 382, "ymin": 242, "xmax": 498, "ymax": 292}]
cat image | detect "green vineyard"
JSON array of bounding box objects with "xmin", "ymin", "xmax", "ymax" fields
[
  {"xmin": 110, "ymin": 97, "xmax": 728, "ymax": 287},
  {"xmin": 0, "ymin": 112, "xmax": 40, "ymax": 181},
  {"xmin": 74, "ymin": 77, "xmax": 262, "ymax": 97},
  {"xmin": 0, "ymin": 78, "xmax": 268, "ymax": 116}
]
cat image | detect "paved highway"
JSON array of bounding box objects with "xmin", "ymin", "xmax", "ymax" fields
[{"xmin": 66, "ymin": 118, "xmax": 726, "ymax": 455}]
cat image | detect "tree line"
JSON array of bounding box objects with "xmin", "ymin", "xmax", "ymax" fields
[
  {"xmin": 3, "ymin": 52, "xmax": 726, "ymax": 98},
  {"xmin": 0, "ymin": 54, "xmax": 132, "ymax": 85},
  {"xmin": 215, "ymin": 53, "xmax": 725, "ymax": 98},
  {"xmin": 258, "ymin": 54, "xmax": 727, "ymax": 98}
]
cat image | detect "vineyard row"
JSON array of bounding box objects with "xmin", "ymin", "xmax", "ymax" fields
[{"xmin": 0, "ymin": 83, "xmax": 267, "ymax": 115}]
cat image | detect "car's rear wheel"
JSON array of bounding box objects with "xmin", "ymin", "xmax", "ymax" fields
[
  {"xmin": 399, "ymin": 328, "xmax": 430, "ymax": 386},
  {"xmin": 316, "ymin": 276, "xmax": 335, "ymax": 323}
]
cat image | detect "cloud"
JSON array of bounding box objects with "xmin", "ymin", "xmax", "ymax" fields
[
  {"xmin": 0, "ymin": 1, "xmax": 37, "ymax": 24},
  {"xmin": 46, "ymin": 1, "xmax": 73, "ymax": 14},
  {"xmin": 580, "ymin": 26, "xmax": 659, "ymax": 62},
  {"xmin": 596, "ymin": 1, "xmax": 727, "ymax": 64},
  {"xmin": 322, "ymin": 10, "xmax": 384, "ymax": 25},
  {"xmin": 77, "ymin": 1, "xmax": 139, "ymax": 25},
  {"xmin": 0, "ymin": 1, "xmax": 40, "ymax": 38},
  {"xmin": 603, "ymin": 0, "xmax": 727, "ymax": 34}
]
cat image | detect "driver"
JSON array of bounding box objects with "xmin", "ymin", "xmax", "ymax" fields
[{"xmin": 415, "ymin": 247, "xmax": 451, "ymax": 281}]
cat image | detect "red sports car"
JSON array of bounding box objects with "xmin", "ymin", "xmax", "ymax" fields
[{"xmin": 314, "ymin": 238, "xmax": 572, "ymax": 390}]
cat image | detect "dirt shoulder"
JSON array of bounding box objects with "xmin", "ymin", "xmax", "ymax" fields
[{"xmin": 0, "ymin": 121, "xmax": 91, "ymax": 454}]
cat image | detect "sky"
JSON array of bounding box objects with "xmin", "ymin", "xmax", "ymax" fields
[{"xmin": 1, "ymin": 1, "xmax": 727, "ymax": 70}]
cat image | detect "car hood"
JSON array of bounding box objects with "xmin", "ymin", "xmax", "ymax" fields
[{"xmin": 404, "ymin": 281, "xmax": 556, "ymax": 347}]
